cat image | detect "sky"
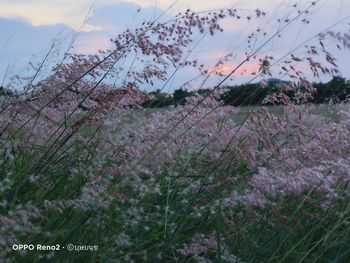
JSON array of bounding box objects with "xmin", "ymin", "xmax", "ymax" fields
[{"xmin": 0, "ymin": 0, "xmax": 349, "ymax": 91}]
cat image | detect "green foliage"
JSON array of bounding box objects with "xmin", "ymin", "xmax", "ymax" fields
[
  {"xmin": 0, "ymin": 86, "xmax": 14, "ymax": 96},
  {"xmin": 3, "ymin": 140, "xmax": 350, "ymax": 262},
  {"xmin": 142, "ymin": 77, "xmax": 350, "ymax": 108},
  {"xmin": 221, "ymin": 83, "xmax": 270, "ymax": 106},
  {"xmin": 222, "ymin": 77, "xmax": 350, "ymax": 106},
  {"xmin": 142, "ymin": 88, "xmax": 195, "ymax": 108},
  {"xmin": 312, "ymin": 77, "xmax": 350, "ymax": 103},
  {"xmin": 142, "ymin": 89, "xmax": 174, "ymax": 108},
  {"xmin": 173, "ymin": 89, "xmax": 192, "ymax": 105}
]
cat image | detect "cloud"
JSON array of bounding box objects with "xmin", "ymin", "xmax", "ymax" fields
[
  {"xmin": 0, "ymin": 1, "xmax": 168, "ymax": 84},
  {"xmin": 121, "ymin": 0, "xmax": 277, "ymax": 13},
  {"xmin": 0, "ymin": 0, "xmax": 348, "ymax": 30},
  {"xmin": 0, "ymin": 0, "xmax": 165, "ymax": 31},
  {"xmin": 0, "ymin": 0, "xmax": 278, "ymax": 30},
  {"xmin": 0, "ymin": 1, "xmax": 91, "ymax": 29},
  {"xmin": 210, "ymin": 63, "xmax": 261, "ymax": 77},
  {"xmin": 74, "ymin": 35, "xmax": 112, "ymax": 54},
  {"xmin": 0, "ymin": 0, "xmax": 349, "ymax": 89},
  {"xmin": 0, "ymin": 17, "xmax": 71, "ymax": 79}
]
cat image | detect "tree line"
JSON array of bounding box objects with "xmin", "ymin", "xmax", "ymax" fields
[
  {"xmin": 1, "ymin": 76, "xmax": 349, "ymax": 108},
  {"xmin": 142, "ymin": 77, "xmax": 350, "ymax": 107}
]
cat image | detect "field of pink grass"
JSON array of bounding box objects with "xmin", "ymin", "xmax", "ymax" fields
[{"xmin": 1, "ymin": 2, "xmax": 350, "ymax": 262}]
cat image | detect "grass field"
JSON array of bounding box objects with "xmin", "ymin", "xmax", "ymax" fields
[
  {"xmin": 1, "ymin": 101, "xmax": 350, "ymax": 262},
  {"xmin": 1, "ymin": 1, "xmax": 350, "ymax": 261}
]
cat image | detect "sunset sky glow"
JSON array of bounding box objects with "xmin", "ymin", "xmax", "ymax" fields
[{"xmin": 0, "ymin": 0, "xmax": 349, "ymax": 90}]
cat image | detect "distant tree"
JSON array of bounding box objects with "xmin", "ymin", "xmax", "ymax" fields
[
  {"xmin": 0, "ymin": 86, "xmax": 14, "ymax": 96},
  {"xmin": 143, "ymin": 77, "xmax": 350, "ymax": 108},
  {"xmin": 173, "ymin": 88, "xmax": 192, "ymax": 105},
  {"xmin": 196, "ymin": 88, "xmax": 212, "ymax": 96},
  {"xmin": 142, "ymin": 89, "xmax": 173, "ymax": 108},
  {"xmin": 221, "ymin": 83, "xmax": 269, "ymax": 106},
  {"xmin": 313, "ymin": 77, "xmax": 350, "ymax": 103}
]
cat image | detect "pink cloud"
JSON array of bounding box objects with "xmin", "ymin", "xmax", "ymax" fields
[
  {"xmin": 209, "ymin": 63, "xmax": 260, "ymax": 78},
  {"xmin": 74, "ymin": 36, "xmax": 111, "ymax": 54}
]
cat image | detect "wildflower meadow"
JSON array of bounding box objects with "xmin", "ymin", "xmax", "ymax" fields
[{"xmin": 1, "ymin": 1, "xmax": 350, "ymax": 262}]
